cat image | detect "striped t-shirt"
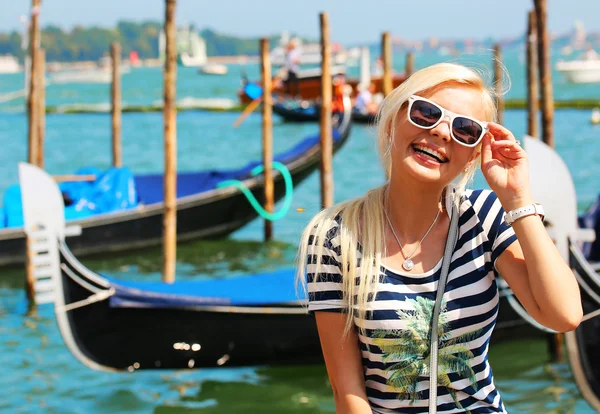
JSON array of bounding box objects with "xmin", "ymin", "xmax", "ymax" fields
[{"xmin": 306, "ymin": 189, "xmax": 518, "ymax": 413}]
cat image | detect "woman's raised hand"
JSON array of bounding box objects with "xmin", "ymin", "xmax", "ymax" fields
[{"xmin": 480, "ymin": 122, "xmax": 533, "ymax": 210}]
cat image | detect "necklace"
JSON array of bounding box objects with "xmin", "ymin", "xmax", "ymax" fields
[{"xmin": 384, "ymin": 203, "xmax": 441, "ymax": 272}]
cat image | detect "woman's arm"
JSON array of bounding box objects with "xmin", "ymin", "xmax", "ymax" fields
[
  {"xmin": 315, "ymin": 312, "xmax": 372, "ymax": 413},
  {"xmin": 481, "ymin": 122, "xmax": 582, "ymax": 332},
  {"xmin": 496, "ymin": 214, "xmax": 582, "ymax": 332}
]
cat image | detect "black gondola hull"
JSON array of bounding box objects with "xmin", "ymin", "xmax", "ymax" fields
[
  {"xmin": 567, "ymin": 243, "xmax": 600, "ymax": 407},
  {"xmin": 273, "ymin": 102, "xmax": 375, "ymax": 125},
  {"xmin": 56, "ymin": 246, "xmax": 544, "ymax": 372},
  {"xmin": 59, "ymin": 249, "xmax": 322, "ymax": 370}
]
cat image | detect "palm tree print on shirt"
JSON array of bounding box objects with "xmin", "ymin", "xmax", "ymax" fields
[{"xmin": 372, "ymin": 296, "xmax": 482, "ymax": 410}]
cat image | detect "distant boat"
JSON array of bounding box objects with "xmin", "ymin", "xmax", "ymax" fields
[
  {"xmin": 591, "ymin": 108, "xmax": 600, "ymax": 125},
  {"xmin": 49, "ymin": 56, "xmax": 130, "ymax": 85},
  {"xmin": 0, "ymin": 55, "xmax": 21, "ymax": 74},
  {"xmin": 269, "ymin": 32, "xmax": 359, "ymax": 67},
  {"xmin": 270, "ymin": 42, "xmax": 359, "ymax": 67},
  {"xmin": 238, "ymin": 69, "xmax": 406, "ymax": 105},
  {"xmin": 198, "ymin": 63, "xmax": 228, "ymax": 76},
  {"xmin": 49, "ymin": 69, "xmax": 112, "ymax": 84},
  {"xmin": 556, "ymin": 49, "xmax": 600, "ymax": 83}
]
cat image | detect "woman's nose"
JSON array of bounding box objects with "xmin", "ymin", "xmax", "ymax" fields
[{"xmin": 429, "ymin": 118, "xmax": 452, "ymax": 142}]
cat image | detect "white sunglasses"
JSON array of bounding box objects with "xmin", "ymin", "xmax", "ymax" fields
[{"xmin": 407, "ymin": 95, "xmax": 489, "ymax": 147}]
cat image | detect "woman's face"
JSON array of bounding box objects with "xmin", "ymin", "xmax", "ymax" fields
[{"xmin": 390, "ymin": 84, "xmax": 486, "ymax": 187}]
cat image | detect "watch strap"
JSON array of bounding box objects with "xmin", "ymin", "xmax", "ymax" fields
[{"xmin": 504, "ymin": 203, "xmax": 545, "ymax": 226}]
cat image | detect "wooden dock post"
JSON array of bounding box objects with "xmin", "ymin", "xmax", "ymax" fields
[
  {"xmin": 319, "ymin": 12, "xmax": 333, "ymax": 209},
  {"xmin": 25, "ymin": 0, "xmax": 41, "ymax": 308},
  {"xmin": 534, "ymin": 0, "xmax": 554, "ymax": 148},
  {"xmin": 382, "ymin": 32, "xmax": 393, "ymax": 97},
  {"xmin": 535, "ymin": 0, "xmax": 561, "ymax": 361},
  {"xmin": 405, "ymin": 52, "xmax": 414, "ymax": 77},
  {"xmin": 36, "ymin": 49, "xmax": 45, "ymax": 169},
  {"xmin": 162, "ymin": 0, "xmax": 177, "ymax": 283},
  {"xmin": 260, "ymin": 38, "xmax": 274, "ymax": 241},
  {"xmin": 526, "ymin": 10, "xmax": 539, "ymax": 138},
  {"xmin": 27, "ymin": 0, "xmax": 41, "ymax": 167},
  {"xmin": 111, "ymin": 42, "xmax": 123, "ymax": 168},
  {"xmin": 493, "ymin": 44, "xmax": 504, "ymax": 125}
]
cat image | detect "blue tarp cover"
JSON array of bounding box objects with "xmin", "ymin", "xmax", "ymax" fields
[
  {"xmin": 0, "ymin": 167, "xmax": 138, "ymax": 228},
  {"xmin": 107, "ymin": 268, "xmax": 306, "ymax": 308},
  {"xmin": 244, "ymin": 82, "xmax": 263, "ymax": 100}
]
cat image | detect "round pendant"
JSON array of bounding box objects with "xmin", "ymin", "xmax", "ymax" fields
[{"xmin": 402, "ymin": 259, "xmax": 414, "ymax": 271}]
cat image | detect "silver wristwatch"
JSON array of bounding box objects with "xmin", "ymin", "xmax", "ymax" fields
[{"xmin": 504, "ymin": 203, "xmax": 545, "ymax": 226}]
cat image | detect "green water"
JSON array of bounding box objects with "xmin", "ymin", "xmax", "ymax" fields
[{"xmin": 1, "ymin": 49, "xmax": 600, "ymax": 412}]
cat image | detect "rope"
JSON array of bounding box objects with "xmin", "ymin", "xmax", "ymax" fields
[
  {"xmin": 583, "ymin": 307, "xmax": 600, "ymax": 322},
  {"xmin": 216, "ymin": 161, "xmax": 293, "ymax": 221},
  {"xmin": 55, "ymin": 288, "xmax": 115, "ymax": 313}
]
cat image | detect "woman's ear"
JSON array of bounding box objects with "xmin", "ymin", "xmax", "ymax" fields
[{"xmin": 469, "ymin": 149, "xmax": 481, "ymax": 164}]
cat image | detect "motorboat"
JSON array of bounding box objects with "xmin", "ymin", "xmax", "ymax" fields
[
  {"xmin": 198, "ymin": 63, "xmax": 228, "ymax": 75},
  {"xmin": 0, "ymin": 55, "xmax": 21, "ymax": 74},
  {"xmin": 556, "ymin": 50, "xmax": 600, "ymax": 83}
]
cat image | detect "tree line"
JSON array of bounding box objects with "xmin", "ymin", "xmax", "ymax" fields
[{"xmin": 0, "ymin": 21, "xmax": 273, "ymax": 62}]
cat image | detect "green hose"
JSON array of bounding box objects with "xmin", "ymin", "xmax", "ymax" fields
[{"xmin": 216, "ymin": 161, "xmax": 293, "ymax": 221}]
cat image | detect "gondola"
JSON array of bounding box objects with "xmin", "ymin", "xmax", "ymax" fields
[
  {"xmin": 272, "ymin": 100, "xmax": 321, "ymax": 123},
  {"xmin": 0, "ymin": 96, "xmax": 352, "ymax": 268},
  {"xmin": 565, "ymin": 239, "xmax": 600, "ymax": 412},
  {"xmin": 272, "ymin": 99, "xmax": 376, "ymax": 125},
  {"xmin": 516, "ymin": 136, "xmax": 600, "ymax": 412},
  {"xmin": 19, "ymin": 163, "xmax": 322, "ymax": 371},
  {"xmin": 567, "ymin": 187, "xmax": 600, "ymax": 411},
  {"xmin": 238, "ymin": 71, "xmax": 406, "ymax": 104}
]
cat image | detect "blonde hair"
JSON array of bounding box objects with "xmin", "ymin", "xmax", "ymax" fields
[{"xmin": 297, "ymin": 62, "xmax": 498, "ymax": 335}]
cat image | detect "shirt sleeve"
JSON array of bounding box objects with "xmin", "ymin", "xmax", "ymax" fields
[
  {"xmin": 474, "ymin": 190, "xmax": 518, "ymax": 270},
  {"xmin": 305, "ymin": 220, "xmax": 346, "ymax": 314}
]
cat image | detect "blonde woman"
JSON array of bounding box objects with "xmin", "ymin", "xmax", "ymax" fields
[{"xmin": 297, "ymin": 63, "xmax": 582, "ymax": 413}]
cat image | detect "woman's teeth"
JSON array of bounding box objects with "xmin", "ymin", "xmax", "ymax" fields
[{"xmin": 412, "ymin": 144, "xmax": 448, "ymax": 163}]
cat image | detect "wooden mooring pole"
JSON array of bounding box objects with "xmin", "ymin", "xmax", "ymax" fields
[
  {"xmin": 111, "ymin": 42, "xmax": 123, "ymax": 168},
  {"xmin": 526, "ymin": 10, "xmax": 539, "ymax": 138},
  {"xmin": 535, "ymin": 0, "xmax": 561, "ymax": 361},
  {"xmin": 405, "ymin": 52, "xmax": 414, "ymax": 78},
  {"xmin": 260, "ymin": 38, "xmax": 274, "ymax": 241},
  {"xmin": 319, "ymin": 12, "xmax": 333, "ymax": 209},
  {"xmin": 382, "ymin": 32, "xmax": 393, "ymax": 97},
  {"xmin": 493, "ymin": 44, "xmax": 504, "ymax": 125},
  {"xmin": 27, "ymin": 0, "xmax": 41, "ymax": 167},
  {"xmin": 36, "ymin": 48, "xmax": 45, "ymax": 169},
  {"xmin": 535, "ymin": 0, "xmax": 554, "ymax": 148},
  {"xmin": 25, "ymin": 0, "xmax": 41, "ymax": 308},
  {"xmin": 162, "ymin": 0, "xmax": 177, "ymax": 283}
]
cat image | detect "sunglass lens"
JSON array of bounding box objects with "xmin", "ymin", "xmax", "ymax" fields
[
  {"xmin": 410, "ymin": 100, "xmax": 442, "ymax": 127},
  {"xmin": 452, "ymin": 118, "xmax": 483, "ymax": 145}
]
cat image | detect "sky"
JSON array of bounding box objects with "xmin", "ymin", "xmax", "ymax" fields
[{"xmin": 2, "ymin": 0, "xmax": 599, "ymax": 45}]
